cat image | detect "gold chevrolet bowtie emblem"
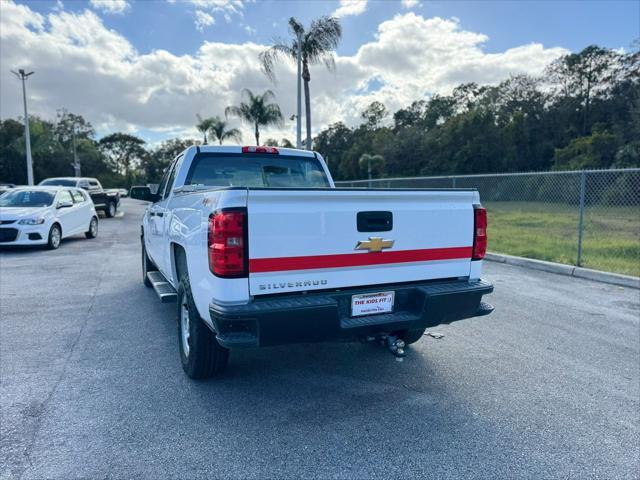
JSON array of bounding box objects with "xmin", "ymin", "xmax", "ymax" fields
[{"xmin": 355, "ymin": 237, "xmax": 395, "ymax": 253}]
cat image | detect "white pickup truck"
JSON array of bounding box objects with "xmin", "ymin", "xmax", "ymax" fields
[{"xmin": 130, "ymin": 145, "xmax": 493, "ymax": 379}]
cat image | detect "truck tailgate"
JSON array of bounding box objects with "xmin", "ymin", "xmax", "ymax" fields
[{"xmin": 247, "ymin": 189, "xmax": 477, "ymax": 296}]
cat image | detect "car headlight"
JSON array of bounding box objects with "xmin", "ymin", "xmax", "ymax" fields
[{"xmin": 18, "ymin": 218, "xmax": 45, "ymax": 225}]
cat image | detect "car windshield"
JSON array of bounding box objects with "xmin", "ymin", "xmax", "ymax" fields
[
  {"xmin": 40, "ymin": 179, "xmax": 77, "ymax": 187},
  {"xmin": 185, "ymin": 153, "xmax": 330, "ymax": 188},
  {"xmin": 0, "ymin": 190, "xmax": 55, "ymax": 207}
]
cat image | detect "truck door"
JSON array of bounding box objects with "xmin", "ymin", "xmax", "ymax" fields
[
  {"xmin": 87, "ymin": 180, "xmax": 105, "ymax": 209},
  {"xmin": 146, "ymin": 166, "xmax": 170, "ymax": 266},
  {"xmin": 148, "ymin": 157, "xmax": 179, "ymax": 277}
]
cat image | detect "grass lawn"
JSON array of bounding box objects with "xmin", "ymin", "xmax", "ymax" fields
[{"xmin": 485, "ymin": 201, "xmax": 640, "ymax": 277}]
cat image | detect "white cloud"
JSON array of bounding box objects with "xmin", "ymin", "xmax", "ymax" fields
[
  {"xmin": 0, "ymin": 2, "xmax": 567, "ymax": 144},
  {"xmin": 194, "ymin": 10, "xmax": 214, "ymax": 31},
  {"xmin": 333, "ymin": 0, "xmax": 368, "ymax": 18},
  {"xmin": 89, "ymin": 0, "xmax": 130, "ymax": 15},
  {"xmin": 174, "ymin": 0, "xmax": 245, "ymax": 30},
  {"xmin": 189, "ymin": 0, "xmax": 243, "ymax": 11},
  {"xmin": 401, "ymin": 0, "xmax": 420, "ymax": 8}
]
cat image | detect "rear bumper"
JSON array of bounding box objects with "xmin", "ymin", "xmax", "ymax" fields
[{"xmin": 209, "ymin": 278, "xmax": 493, "ymax": 349}]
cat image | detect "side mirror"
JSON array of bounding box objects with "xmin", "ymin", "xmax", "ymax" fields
[
  {"xmin": 148, "ymin": 184, "xmax": 160, "ymax": 195},
  {"xmin": 57, "ymin": 200, "xmax": 73, "ymax": 209},
  {"xmin": 130, "ymin": 186, "xmax": 160, "ymax": 202}
]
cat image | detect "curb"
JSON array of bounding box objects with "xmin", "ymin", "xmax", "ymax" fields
[{"xmin": 485, "ymin": 252, "xmax": 640, "ymax": 289}]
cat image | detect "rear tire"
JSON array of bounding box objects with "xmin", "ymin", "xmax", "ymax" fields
[
  {"xmin": 105, "ymin": 201, "xmax": 116, "ymax": 218},
  {"xmin": 141, "ymin": 242, "xmax": 156, "ymax": 287},
  {"xmin": 46, "ymin": 224, "xmax": 61, "ymax": 250},
  {"xmin": 85, "ymin": 217, "xmax": 98, "ymax": 239},
  {"xmin": 399, "ymin": 328, "xmax": 426, "ymax": 345},
  {"xmin": 177, "ymin": 274, "xmax": 229, "ymax": 379}
]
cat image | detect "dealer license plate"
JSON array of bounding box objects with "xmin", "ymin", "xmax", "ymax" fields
[{"xmin": 351, "ymin": 291, "xmax": 395, "ymax": 317}]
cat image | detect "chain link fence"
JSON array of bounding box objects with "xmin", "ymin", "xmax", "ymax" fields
[{"xmin": 336, "ymin": 169, "xmax": 640, "ymax": 277}]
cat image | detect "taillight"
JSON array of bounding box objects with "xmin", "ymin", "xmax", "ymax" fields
[
  {"xmin": 208, "ymin": 210, "xmax": 247, "ymax": 277},
  {"xmin": 472, "ymin": 206, "xmax": 487, "ymax": 260},
  {"xmin": 242, "ymin": 146, "xmax": 279, "ymax": 154}
]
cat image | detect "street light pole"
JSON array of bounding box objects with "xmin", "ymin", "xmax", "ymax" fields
[
  {"xmin": 12, "ymin": 69, "xmax": 35, "ymax": 185},
  {"xmin": 72, "ymin": 126, "xmax": 81, "ymax": 177},
  {"xmin": 296, "ymin": 31, "xmax": 302, "ymax": 149}
]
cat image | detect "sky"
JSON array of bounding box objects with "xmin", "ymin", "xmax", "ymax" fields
[{"xmin": 1, "ymin": 0, "xmax": 638, "ymax": 146}]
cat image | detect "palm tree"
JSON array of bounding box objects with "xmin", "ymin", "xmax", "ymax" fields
[
  {"xmin": 259, "ymin": 16, "xmax": 342, "ymax": 150},
  {"xmin": 196, "ymin": 115, "xmax": 216, "ymax": 144},
  {"xmin": 209, "ymin": 116, "xmax": 242, "ymax": 145},
  {"xmin": 225, "ymin": 89, "xmax": 284, "ymax": 145}
]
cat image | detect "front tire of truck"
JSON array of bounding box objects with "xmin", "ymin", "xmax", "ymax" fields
[
  {"xmin": 177, "ymin": 274, "xmax": 229, "ymax": 379},
  {"xmin": 105, "ymin": 201, "xmax": 117, "ymax": 218}
]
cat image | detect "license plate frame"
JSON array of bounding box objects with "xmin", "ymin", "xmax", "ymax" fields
[{"xmin": 351, "ymin": 291, "xmax": 395, "ymax": 317}]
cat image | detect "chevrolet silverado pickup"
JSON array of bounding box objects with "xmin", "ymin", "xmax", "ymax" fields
[{"xmin": 130, "ymin": 145, "xmax": 493, "ymax": 379}]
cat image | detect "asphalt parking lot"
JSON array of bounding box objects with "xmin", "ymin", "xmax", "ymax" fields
[{"xmin": 1, "ymin": 198, "xmax": 639, "ymax": 479}]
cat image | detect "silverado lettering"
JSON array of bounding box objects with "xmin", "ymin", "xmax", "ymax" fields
[{"xmin": 259, "ymin": 279, "xmax": 329, "ymax": 290}]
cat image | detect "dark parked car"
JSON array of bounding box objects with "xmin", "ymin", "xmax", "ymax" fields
[{"xmin": 39, "ymin": 177, "xmax": 120, "ymax": 217}]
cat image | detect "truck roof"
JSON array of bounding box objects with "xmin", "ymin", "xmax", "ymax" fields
[{"xmin": 191, "ymin": 145, "xmax": 318, "ymax": 158}]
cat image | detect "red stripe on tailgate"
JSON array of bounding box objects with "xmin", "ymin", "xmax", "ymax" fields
[{"xmin": 249, "ymin": 246, "xmax": 472, "ymax": 273}]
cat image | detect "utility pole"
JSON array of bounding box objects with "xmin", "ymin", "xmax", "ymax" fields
[
  {"xmin": 296, "ymin": 30, "xmax": 302, "ymax": 149},
  {"xmin": 11, "ymin": 69, "xmax": 35, "ymax": 185},
  {"xmin": 72, "ymin": 126, "xmax": 81, "ymax": 177}
]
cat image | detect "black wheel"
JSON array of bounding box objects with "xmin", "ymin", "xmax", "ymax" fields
[
  {"xmin": 398, "ymin": 328, "xmax": 426, "ymax": 345},
  {"xmin": 141, "ymin": 242, "xmax": 156, "ymax": 287},
  {"xmin": 177, "ymin": 274, "xmax": 229, "ymax": 379},
  {"xmin": 46, "ymin": 224, "xmax": 62, "ymax": 250},
  {"xmin": 85, "ymin": 217, "xmax": 98, "ymax": 239},
  {"xmin": 105, "ymin": 201, "xmax": 117, "ymax": 218}
]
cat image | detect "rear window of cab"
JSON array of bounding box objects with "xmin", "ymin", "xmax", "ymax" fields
[{"xmin": 185, "ymin": 153, "xmax": 330, "ymax": 188}]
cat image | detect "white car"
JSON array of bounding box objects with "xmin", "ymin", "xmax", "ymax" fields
[{"xmin": 0, "ymin": 186, "xmax": 98, "ymax": 249}]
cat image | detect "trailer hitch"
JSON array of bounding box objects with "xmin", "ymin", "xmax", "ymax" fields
[
  {"xmin": 362, "ymin": 334, "xmax": 407, "ymax": 361},
  {"xmin": 376, "ymin": 334, "xmax": 406, "ymax": 361}
]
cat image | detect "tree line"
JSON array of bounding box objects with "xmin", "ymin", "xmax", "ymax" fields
[
  {"xmin": 317, "ymin": 44, "xmax": 639, "ymax": 180},
  {"xmin": 1, "ymin": 43, "xmax": 637, "ymax": 187},
  {"xmin": 0, "ymin": 109, "xmax": 191, "ymax": 187}
]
